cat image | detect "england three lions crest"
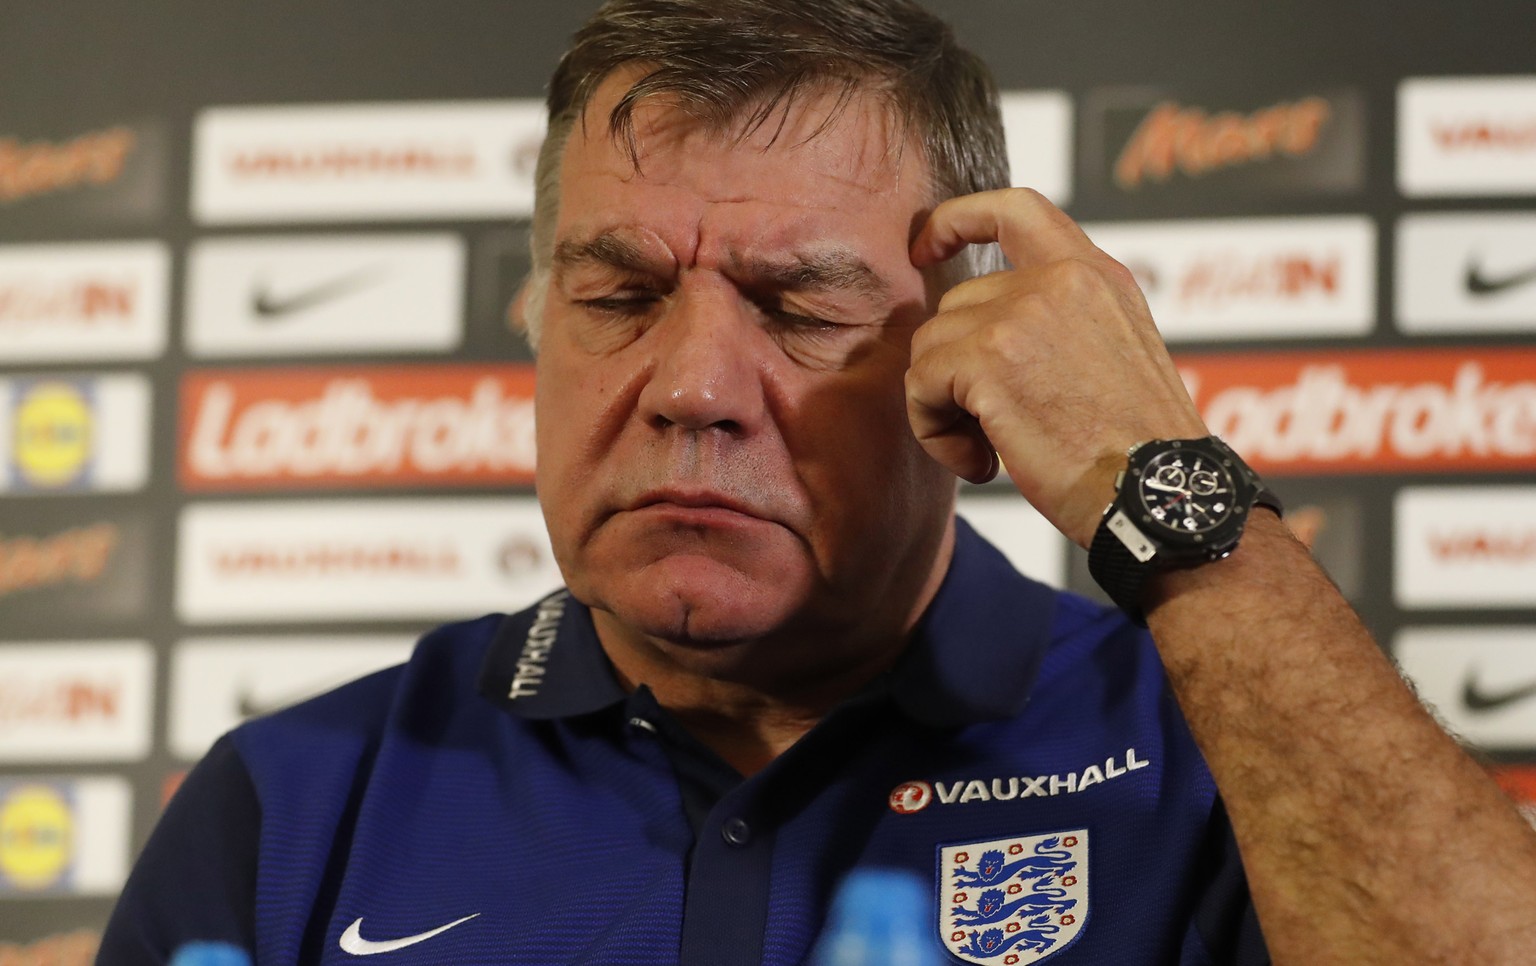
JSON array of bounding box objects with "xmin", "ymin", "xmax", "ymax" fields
[{"xmin": 938, "ymin": 830, "xmax": 1089, "ymax": 964}]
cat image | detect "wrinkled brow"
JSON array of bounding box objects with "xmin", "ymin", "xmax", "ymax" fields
[
  {"xmin": 552, "ymin": 232, "xmax": 664, "ymax": 275},
  {"xmin": 553, "ymin": 231, "xmax": 892, "ymax": 302},
  {"xmin": 733, "ymin": 249, "xmax": 892, "ymax": 302}
]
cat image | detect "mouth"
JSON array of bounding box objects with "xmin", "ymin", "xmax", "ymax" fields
[{"xmin": 630, "ymin": 488, "xmax": 772, "ymax": 524}]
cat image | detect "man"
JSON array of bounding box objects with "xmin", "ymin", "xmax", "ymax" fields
[{"xmin": 102, "ymin": 0, "xmax": 1536, "ymax": 963}]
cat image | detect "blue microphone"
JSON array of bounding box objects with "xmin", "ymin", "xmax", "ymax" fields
[
  {"xmin": 168, "ymin": 942, "xmax": 252, "ymax": 966},
  {"xmin": 808, "ymin": 868, "xmax": 945, "ymax": 966}
]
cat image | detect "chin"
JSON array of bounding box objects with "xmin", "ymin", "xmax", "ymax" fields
[{"xmin": 582, "ymin": 554, "xmax": 812, "ymax": 646}]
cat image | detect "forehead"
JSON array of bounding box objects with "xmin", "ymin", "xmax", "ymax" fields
[{"xmin": 554, "ymin": 72, "xmax": 933, "ymax": 262}]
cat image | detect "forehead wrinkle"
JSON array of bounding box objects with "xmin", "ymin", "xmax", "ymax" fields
[{"xmin": 724, "ymin": 246, "xmax": 893, "ymax": 302}]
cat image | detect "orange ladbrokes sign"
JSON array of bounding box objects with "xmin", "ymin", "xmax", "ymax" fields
[
  {"xmin": 179, "ymin": 365, "xmax": 537, "ymax": 490},
  {"xmin": 1179, "ymin": 347, "xmax": 1536, "ymax": 475}
]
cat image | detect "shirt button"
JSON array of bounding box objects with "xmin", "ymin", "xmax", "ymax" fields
[{"xmin": 721, "ymin": 817, "xmax": 752, "ymax": 847}]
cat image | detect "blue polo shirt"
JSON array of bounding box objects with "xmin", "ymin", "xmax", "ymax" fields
[{"xmin": 99, "ymin": 519, "xmax": 1267, "ymax": 965}]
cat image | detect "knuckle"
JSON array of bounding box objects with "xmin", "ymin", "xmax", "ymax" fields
[
  {"xmin": 978, "ymin": 318, "xmax": 1023, "ymax": 357},
  {"xmin": 1044, "ymin": 256, "xmax": 1101, "ymax": 295},
  {"xmin": 1002, "ymin": 186, "xmax": 1047, "ymax": 210}
]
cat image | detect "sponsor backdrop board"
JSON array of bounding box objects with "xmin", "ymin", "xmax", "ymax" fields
[{"xmin": 2, "ymin": 0, "xmax": 1535, "ymax": 949}]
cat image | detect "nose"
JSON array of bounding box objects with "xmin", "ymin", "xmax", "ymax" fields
[{"xmin": 636, "ymin": 285, "xmax": 769, "ymax": 435}]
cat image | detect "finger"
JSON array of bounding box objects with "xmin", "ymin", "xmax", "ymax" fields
[
  {"xmin": 911, "ymin": 188, "xmax": 1096, "ymax": 272},
  {"xmin": 905, "ymin": 345, "xmax": 1000, "ymax": 485},
  {"xmin": 934, "ymin": 268, "xmax": 1021, "ymax": 315}
]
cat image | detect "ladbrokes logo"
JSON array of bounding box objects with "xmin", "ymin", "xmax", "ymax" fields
[
  {"xmin": 179, "ymin": 365, "xmax": 536, "ymax": 491},
  {"xmin": 1490, "ymin": 766, "xmax": 1536, "ymax": 829},
  {"xmin": 1093, "ymin": 89, "xmax": 1363, "ymax": 200},
  {"xmin": 1400, "ymin": 77, "xmax": 1536, "ymax": 196},
  {"xmin": 193, "ymin": 100, "xmax": 546, "ymax": 222},
  {"xmin": 0, "ymin": 127, "xmax": 136, "ymax": 205},
  {"xmin": 1178, "ymin": 348, "xmax": 1536, "ymax": 475}
]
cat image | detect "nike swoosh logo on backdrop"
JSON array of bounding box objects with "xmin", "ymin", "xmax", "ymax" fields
[
  {"xmin": 339, "ymin": 914, "xmax": 479, "ymax": 956},
  {"xmin": 1461, "ymin": 671, "xmax": 1536, "ymax": 713},
  {"xmin": 251, "ymin": 266, "xmax": 384, "ymax": 319},
  {"xmin": 1464, "ymin": 258, "xmax": 1536, "ymax": 297}
]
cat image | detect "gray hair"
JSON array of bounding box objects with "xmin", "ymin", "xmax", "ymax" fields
[{"xmin": 522, "ymin": 0, "xmax": 1010, "ymax": 344}]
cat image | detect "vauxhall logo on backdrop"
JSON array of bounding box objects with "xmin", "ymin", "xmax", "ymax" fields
[{"xmin": 1086, "ymin": 88, "xmax": 1364, "ymax": 203}]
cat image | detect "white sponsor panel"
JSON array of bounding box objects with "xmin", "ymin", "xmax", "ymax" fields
[
  {"xmin": 1397, "ymin": 213, "xmax": 1536, "ymax": 333},
  {"xmin": 0, "ymin": 642, "xmax": 153, "ymax": 762},
  {"xmin": 0, "ymin": 242, "xmax": 169, "ymax": 362},
  {"xmin": 1084, "ymin": 217, "xmax": 1375, "ymax": 341},
  {"xmin": 1395, "ymin": 487, "xmax": 1536, "ymax": 609},
  {"xmin": 169, "ymin": 635, "xmax": 415, "ymax": 759},
  {"xmin": 1399, "ymin": 77, "xmax": 1536, "ymax": 197},
  {"xmin": 193, "ymin": 100, "xmax": 546, "ymax": 223},
  {"xmin": 0, "ymin": 775, "xmax": 131, "ymax": 896},
  {"xmin": 1001, "ymin": 90, "xmax": 1073, "ymax": 206},
  {"xmin": 177, "ymin": 497, "xmax": 560, "ymax": 623},
  {"xmin": 958, "ymin": 495, "xmax": 1065, "ymax": 589},
  {"xmin": 0, "ymin": 373, "xmax": 152, "ymax": 494},
  {"xmin": 185, "ymin": 234, "xmax": 464, "ymax": 357},
  {"xmin": 1396, "ymin": 626, "xmax": 1536, "ymax": 748}
]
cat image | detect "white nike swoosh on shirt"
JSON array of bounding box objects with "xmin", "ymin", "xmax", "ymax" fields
[{"xmin": 339, "ymin": 914, "xmax": 480, "ymax": 955}]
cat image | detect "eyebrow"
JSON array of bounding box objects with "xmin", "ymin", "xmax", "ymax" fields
[
  {"xmin": 552, "ymin": 233, "xmax": 663, "ymax": 276},
  {"xmin": 734, "ymin": 248, "xmax": 892, "ymax": 303},
  {"xmin": 553, "ymin": 230, "xmax": 892, "ymax": 302}
]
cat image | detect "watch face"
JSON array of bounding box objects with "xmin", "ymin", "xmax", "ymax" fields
[{"xmin": 1135, "ymin": 448, "xmax": 1238, "ymax": 538}]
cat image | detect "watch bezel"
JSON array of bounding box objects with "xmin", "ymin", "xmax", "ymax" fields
[{"xmin": 1112, "ymin": 437, "xmax": 1261, "ymax": 561}]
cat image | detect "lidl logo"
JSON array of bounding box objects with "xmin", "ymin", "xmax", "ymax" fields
[
  {"xmin": 0, "ymin": 373, "xmax": 151, "ymax": 495},
  {"xmin": 0, "ymin": 776, "xmax": 129, "ymax": 896},
  {"xmin": 0, "ymin": 783, "xmax": 73, "ymax": 892},
  {"xmin": 11, "ymin": 380, "xmax": 95, "ymax": 489}
]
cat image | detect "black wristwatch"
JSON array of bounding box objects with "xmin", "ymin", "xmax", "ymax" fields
[{"xmin": 1088, "ymin": 436, "xmax": 1281, "ymax": 626}]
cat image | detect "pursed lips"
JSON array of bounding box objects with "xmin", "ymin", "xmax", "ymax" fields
[{"xmin": 629, "ymin": 489, "xmax": 776, "ymax": 526}]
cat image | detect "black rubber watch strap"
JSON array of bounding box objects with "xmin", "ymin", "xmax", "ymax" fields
[{"xmin": 1089, "ymin": 514, "xmax": 1153, "ymax": 627}]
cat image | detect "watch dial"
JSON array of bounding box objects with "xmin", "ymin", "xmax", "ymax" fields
[{"xmin": 1136, "ymin": 450, "xmax": 1236, "ymax": 536}]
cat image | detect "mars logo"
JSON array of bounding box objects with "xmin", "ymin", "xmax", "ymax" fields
[
  {"xmin": 1115, "ymin": 96, "xmax": 1331, "ymax": 189},
  {"xmin": 0, "ymin": 783, "xmax": 73, "ymax": 892},
  {"xmin": 0, "ymin": 522, "xmax": 119, "ymax": 599},
  {"xmin": 10, "ymin": 381, "xmax": 93, "ymax": 489},
  {"xmin": 0, "ymin": 127, "xmax": 136, "ymax": 205},
  {"xmin": 940, "ymin": 831, "xmax": 1089, "ymax": 964},
  {"xmin": 889, "ymin": 781, "xmax": 934, "ymax": 814}
]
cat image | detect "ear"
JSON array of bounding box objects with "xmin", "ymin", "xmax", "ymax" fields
[{"xmin": 508, "ymin": 281, "xmax": 531, "ymax": 336}]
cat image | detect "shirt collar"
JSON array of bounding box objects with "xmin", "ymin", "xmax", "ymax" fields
[
  {"xmin": 886, "ymin": 515, "xmax": 1058, "ymax": 727},
  {"xmin": 477, "ymin": 589, "xmax": 626, "ymax": 719},
  {"xmin": 478, "ymin": 516, "xmax": 1058, "ymax": 726}
]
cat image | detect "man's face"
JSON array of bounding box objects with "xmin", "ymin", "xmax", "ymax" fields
[{"xmin": 534, "ymin": 74, "xmax": 955, "ymax": 665}]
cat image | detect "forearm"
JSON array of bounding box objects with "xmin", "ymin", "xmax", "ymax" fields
[{"xmin": 1146, "ymin": 511, "xmax": 1536, "ymax": 964}]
